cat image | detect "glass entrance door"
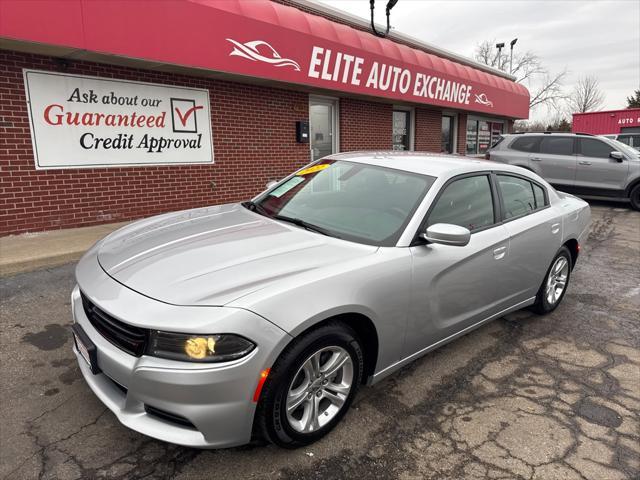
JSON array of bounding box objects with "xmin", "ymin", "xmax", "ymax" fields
[
  {"xmin": 392, "ymin": 110, "xmax": 411, "ymax": 150},
  {"xmin": 310, "ymin": 99, "xmax": 337, "ymax": 161},
  {"xmin": 441, "ymin": 115, "xmax": 454, "ymax": 153}
]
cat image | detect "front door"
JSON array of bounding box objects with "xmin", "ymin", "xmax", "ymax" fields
[
  {"xmin": 574, "ymin": 137, "xmax": 630, "ymax": 193},
  {"xmin": 405, "ymin": 174, "xmax": 512, "ymax": 357},
  {"xmin": 310, "ymin": 99, "xmax": 337, "ymax": 161}
]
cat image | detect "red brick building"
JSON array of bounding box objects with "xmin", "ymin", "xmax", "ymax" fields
[{"xmin": 0, "ymin": 0, "xmax": 529, "ymax": 236}]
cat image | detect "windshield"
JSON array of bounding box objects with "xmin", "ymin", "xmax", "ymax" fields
[
  {"xmin": 609, "ymin": 138, "xmax": 639, "ymax": 156},
  {"xmin": 251, "ymin": 160, "xmax": 435, "ymax": 246}
]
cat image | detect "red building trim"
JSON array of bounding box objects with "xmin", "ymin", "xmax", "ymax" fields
[
  {"xmin": 0, "ymin": 0, "xmax": 528, "ymax": 118},
  {"xmin": 572, "ymin": 109, "xmax": 640, "ymax": 135}
]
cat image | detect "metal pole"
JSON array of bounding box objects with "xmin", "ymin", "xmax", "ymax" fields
[
  {"xmin": 509, "ymin": 38, "xmax": 518, "ymax": 75},
  {"xmin": 495, "ymin": 43, "xmax": 504, "ymax": 69},
  {"xmin": 510, "ymin": 47, "xmax": 513, "ymax": 75}
]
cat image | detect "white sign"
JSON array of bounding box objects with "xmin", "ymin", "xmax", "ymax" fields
[{"xmin": 23, "ymin": 69, "xmax": 214, "ymax": 169}]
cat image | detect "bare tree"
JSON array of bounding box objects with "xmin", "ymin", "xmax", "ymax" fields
[
  {"xmin": 474, "ymin": 40, "xmax": 567, "ymax": 110},
  {"xmin": 567, "ymin": 76, "xmax": 605, "ymax": 113},
  {"xmin": 528, "ymin": 72, "xmax": 567, "ymax": 110}
]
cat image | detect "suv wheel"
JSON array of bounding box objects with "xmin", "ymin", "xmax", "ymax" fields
[
  {"xmin": 255, "ymin": 322, "xmax": 363, "ymax": 448},
  {"xmin": 630, "ymin": 184, "xmax": 640, "ymax": 211}
]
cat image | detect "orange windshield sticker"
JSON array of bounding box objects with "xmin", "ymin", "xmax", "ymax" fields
[{"xmin": 296, "ymin": 164, "xmax": 329, "ymax": 176}]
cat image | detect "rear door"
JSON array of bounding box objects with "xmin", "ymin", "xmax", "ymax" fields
[
  {"xmin": 498, "ymin": 135, "xmax": 540, "ymax": 168},
  {"xmin": 575, "ymin": 137, "xmax": 629, "ymax": 193},
  {"xmin": 534, "ymin": 136, "xmax": 577, "ymax": 188},
  {"xmin": 495, "ymin": 173, "xmax": 562, "ymax": 303}
]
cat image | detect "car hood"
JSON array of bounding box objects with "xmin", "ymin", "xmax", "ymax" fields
[{"xmin": 97, "ymin": 204, "xmax": 377, "ymax": 306}]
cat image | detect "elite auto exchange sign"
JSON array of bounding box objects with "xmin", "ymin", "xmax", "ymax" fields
[{"xmin": 23, "ymin": 70, "xmax": 214, "ymax": 169}]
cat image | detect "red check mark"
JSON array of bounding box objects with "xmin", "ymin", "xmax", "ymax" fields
[{"xmin": 174, "ymin": 105, "xmax": 203, "ymax": 126}]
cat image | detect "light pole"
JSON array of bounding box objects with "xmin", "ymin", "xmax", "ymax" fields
[
  {"xmin": 509, "ymin": 38, "xmax": 518, "ymax": 75},
  {"xmin": 495, "ymin": 42, "xmax": 505, "ymax": 69}
]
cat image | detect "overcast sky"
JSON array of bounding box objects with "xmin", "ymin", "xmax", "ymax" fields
[{"xmin": 319, "ymin": 0, "xmax": 640, "ymax": 122}]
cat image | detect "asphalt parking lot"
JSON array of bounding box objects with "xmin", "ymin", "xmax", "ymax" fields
[{"xmin": 1, "ymin": 202, "xmax": 638, "ymax": 480}]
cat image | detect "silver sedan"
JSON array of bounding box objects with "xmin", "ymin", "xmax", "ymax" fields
[{"xmin": 72, "ymin": 152, "xmax": 591, "ymax": 448}]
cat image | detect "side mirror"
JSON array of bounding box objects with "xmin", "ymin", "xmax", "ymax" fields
[
  {"xmin": 421, "ymin": 223, "xmax": 471, "ymax": 247},
  {"xmin": 610, "ymin": 151, "xmax": 624, "ymax": 162},
  {"xmin": 266, "ymin": 180, "xmax": 278, "ymax": 189}
]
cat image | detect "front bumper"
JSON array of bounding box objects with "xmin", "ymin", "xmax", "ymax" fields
[{"xmin": 72, "ymin": 247, "xmax": 291, "ymax": 448}]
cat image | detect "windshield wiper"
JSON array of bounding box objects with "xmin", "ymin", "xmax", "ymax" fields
[
  {"xmin": 243, "ymin": 202, "xmax": 340, "ymax": 238},
  {"xmin": 273, "ymin": 214, "xmax": 340, "ymax": 239}
]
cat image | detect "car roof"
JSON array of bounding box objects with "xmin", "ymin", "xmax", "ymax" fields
[{"xmin": 325, "ymin": 151, "xmax": 526, "ymax": 178}]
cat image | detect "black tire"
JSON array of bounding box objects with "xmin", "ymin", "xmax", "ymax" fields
[
  {"xmin": 255, "ymin": 322, "xmax": 364, "ymax": 448},
  {"xmin": 630, "ymin": 184, "xmax": 640, "ymax": 211},
  {"xmin": 531, "ymin": 246, "xmax": 572, "ymax": 314}
]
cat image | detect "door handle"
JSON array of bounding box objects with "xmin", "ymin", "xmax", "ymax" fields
[
  {"xmin": 578, "ymin": 160, "xmax": 592, "ymax": 165},
  {"xmin": 530, "ymin": 157, "xmax": 542, "ymax": 161},
  {"xmin": 551, "ymin": 223, "xmax": 560, "ymax": 234},
  {"xmin": 493, "ymin": 246, "xmax": 507, "ymax": 260}
]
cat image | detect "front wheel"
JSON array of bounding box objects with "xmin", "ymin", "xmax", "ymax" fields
[
  {"xmin": 630, "ymin": 184, "xmax": 640, "ymax": 211},
  {"xmin": 531, "ymin": 246, "xmax": 572, "ymax": 314},
  {"xmin": 255, "ymin": 322, "xmax": 364, "ymax": 448}
]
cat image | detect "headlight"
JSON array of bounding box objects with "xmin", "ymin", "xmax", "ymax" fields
[{"xmin": 148, "ymin": 331, "xmax": 255, "ymax": 363}]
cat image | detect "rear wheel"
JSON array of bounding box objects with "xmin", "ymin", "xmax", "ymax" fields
[
  {"xmin": 255, "ymin": 322, "xmax": 363, "ymax": 448},
  {"xmin": 630, "ymin": 184, "xmax": 640, "ymax": 211},
  {"xmin": 532, "ymin": 246, "xmax": 572, "ymax": 314}
]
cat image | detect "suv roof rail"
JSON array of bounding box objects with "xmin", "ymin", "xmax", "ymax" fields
[{"xmin": 510, "ymin": 131, "xmax": 595, "ymax": 136}]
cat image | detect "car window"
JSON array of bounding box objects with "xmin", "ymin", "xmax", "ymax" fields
[
  {"xmin": 611, "ymin": 138, "xmax": 639, "ymax": 156},
  {"xmin": 579, "ymin": 138, "xmax": 615, "ymax": 158},
  {"xmin": 255, "ymin": 160, "xmax": 435, "ymax": 246},
  {"xmin": 510, "ymin": 136, "xmax": 540, "ymax": 153},
  {"xmin": 532, "ymin": 183, "xmax": 546, "ymax": 208},
  {"xmin": 427, "ymin": 175, "xmax": 494, "ymax": 231},
  {"xmin": 616, "ymin": 135, "xmax": 639, "ymax": 149},
  {"xmin": 540, "ymin": 137, "xmax": 574, "ymax": 156},
  {"xmin": 497, "ymin": 175, "xmax": 539, "ymax": 219}
]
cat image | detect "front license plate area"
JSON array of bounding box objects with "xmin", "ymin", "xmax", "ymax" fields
[{"xmin": 72, "ymin": 323, "xmax": 101, "ymax": 374}]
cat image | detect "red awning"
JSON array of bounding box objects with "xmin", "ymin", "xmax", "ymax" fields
[{"xmin": 0, "ymin": 0, "xmax": 529, "ymax": 118}]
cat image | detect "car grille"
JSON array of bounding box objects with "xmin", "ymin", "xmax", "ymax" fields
[{"xmin": 81, "ymin": 293, "xmax": 148, "ymax": 356}]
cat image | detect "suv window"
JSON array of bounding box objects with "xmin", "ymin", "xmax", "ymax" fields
[
  {"xmin": 428, "ymin": 175, "xmax": 494, "ymax": 231},
  {"xmin": 579, "ymin": 138, "xmax": 615, "ymax": 158},
  {"xmin": 510, "ymin": 136, "xmax": 540, "ymax": 153},
  {"xmin": 497, "ymin": 175, "xmax": 546, "ymax": 219},
  {"xmin": 540, "ymin": 137, "xmax": 574, "ymax": 155}
]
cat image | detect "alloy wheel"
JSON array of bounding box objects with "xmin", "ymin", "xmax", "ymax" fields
[
  {"xmin": 285, "ymin": 346, "xmax": 354, "ymax": 433},
  {"xmin": 545, "ymin": 256, "xmax": 569, "ymax": 305}
]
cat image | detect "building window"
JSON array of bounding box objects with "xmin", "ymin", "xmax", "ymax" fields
[
  {"xmin": 490, "ymin": 122, "xmax": 504, "ymax": 148},
  {"xmin": 466, "ymin": 120, "xmax": 478, "ymax": 154},
  {"xmin": 466, "ymin": 118, "xmax": 504, "ymax": 155},
  {"xmin": 441, "ymin": 115, "xmax": 455, "ymax": 153},
  {"xmin": 392, "ymin": 110, "xmax": 411, "ymax": 150},
  {"xmin": 477, "ymin": 121, "xmax": 491, "ymax": 154}
]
